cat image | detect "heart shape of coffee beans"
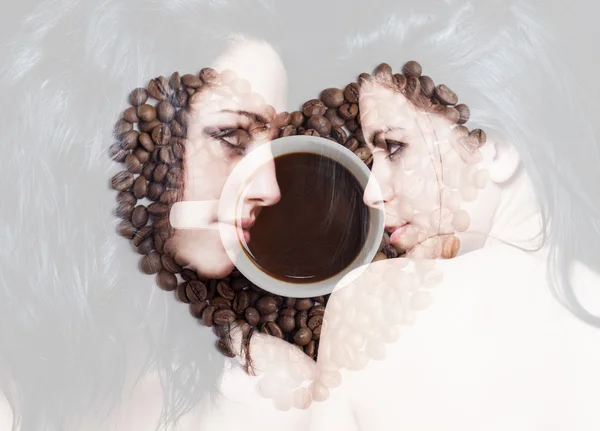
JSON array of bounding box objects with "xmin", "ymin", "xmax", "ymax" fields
[{"xmin": 109, "ymin": 61, "xmax": 486, "ymax": 367}]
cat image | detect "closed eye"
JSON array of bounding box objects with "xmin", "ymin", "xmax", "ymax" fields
[{"xmin": 203, "ymin": 126, "xmax": 250, "ymax": 152}]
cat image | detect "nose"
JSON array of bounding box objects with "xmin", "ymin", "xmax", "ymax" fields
[
  {"xmin": 243, "ymin": 157, "xmax": 281, "ymax": 207},
  {"xmin": 363, "ymin": 155, "xmax": 395, "ymax": 208}
]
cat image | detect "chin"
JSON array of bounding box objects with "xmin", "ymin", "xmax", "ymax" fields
[{"xmin": 191, "ymin": 249, "xmax": 235, "ymax": 279}]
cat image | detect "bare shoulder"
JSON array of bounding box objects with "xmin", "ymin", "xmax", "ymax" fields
[{"xmin": 343, "ymin": 246, "xmax": 600, "ymax": 430}]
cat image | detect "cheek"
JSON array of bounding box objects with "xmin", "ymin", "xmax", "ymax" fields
[{"xmin": 184, "ymin": 141, "xmax": 238, "ymax": 200}]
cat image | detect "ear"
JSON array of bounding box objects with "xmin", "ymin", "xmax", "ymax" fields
[{"xmin": 485, "ymin": 139, "xmax": 521, "ymax": 184}]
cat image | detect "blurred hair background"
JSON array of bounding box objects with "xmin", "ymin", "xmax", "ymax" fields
[{"xmin": 0, "ymin": 0, "xmax": 598, "ymax": 430}]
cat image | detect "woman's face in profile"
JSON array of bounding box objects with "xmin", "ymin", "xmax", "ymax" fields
[
  {"xmin": 360, "ymin": 78, "xmax": 486, "ymax": 257},
  {"xmin": 171, "ymin": 41, "xmax": 286, "ymax": 279}
]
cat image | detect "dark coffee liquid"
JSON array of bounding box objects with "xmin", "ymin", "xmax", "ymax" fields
[{"xmin": 244, "ymin": 152, "xmax": 369, "ymax": 284}]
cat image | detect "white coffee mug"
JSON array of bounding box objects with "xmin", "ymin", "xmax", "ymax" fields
[{"xmin": 213, "ymin": 135, "xmax": 384, "ymax": 298}]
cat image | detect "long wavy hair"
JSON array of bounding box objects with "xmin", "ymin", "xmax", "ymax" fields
[{"xmin": 1, "ymin": 1, "xmax": 598, "ymax": 430}]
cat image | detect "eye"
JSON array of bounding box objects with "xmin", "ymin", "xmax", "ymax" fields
[
  {"xmin": 204, "ymin": 126, "xmax": 250, "ymax": 153},
  {"xmin": 385, "ymin": 139, "xmax": 408, "ymax": 160}
]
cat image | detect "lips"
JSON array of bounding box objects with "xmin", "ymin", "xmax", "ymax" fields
[{"xmin": 387, "ymin": 223, "xmax": 409, "ymax": 246}]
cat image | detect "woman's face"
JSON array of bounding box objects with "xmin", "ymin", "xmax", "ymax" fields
[
  {"xmin": 360, "ymin": 78, "xmax": 489, "ymax": 258},
  {"xmin": 171, "ymin": 41, "xmax": 286, "ymax": 278}
]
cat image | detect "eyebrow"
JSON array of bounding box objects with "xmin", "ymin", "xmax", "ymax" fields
[{"xmin": 219, "ymin": 109, "xmax": 270, "ymax": 124}]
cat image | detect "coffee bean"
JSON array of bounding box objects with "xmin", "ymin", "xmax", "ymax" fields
[
  {"xmin": 261, "ymin": 322, "xmax": 284, "ymax": 339},
  {"xmin": 358, "ymin": 72, "xmax": 371, "ymax": 85},
  {"xmin": 307, "ymin": 315, "xmax": 323, "ymax": 331},
  {"xmin": 354, "ymin": 128, "xmax": 366, "ymax": 144},
  {"xmin": 168, "ymin": 71, "xmax": 181, "ymax": 91},
  {"xmin": 372, "ymin": 252, "xmax": 387, "ymax": 262},
  {"xmin": 302, "ymin": 99, "xmax": 326, "ymax": 117},
  {"xmin": 115, "ymin": 201, "xmax": 134, "ymax": 219},
  {"xmin": 214, "ymin": 309, "xmax": 236, "ymax": 326},
  {"xmin": 308, "ymin": 305, "xmax": 326, "ymax": 317},
  {"xmin": 186, "ymin": 280, "xmax": 207, "ymax": 303},
  {"xmin": 190, "ymin": 300, "xmax": 208, "ymax": 319},
  {"xmin": 393, "ymin": 73, "xmax": 408, "ymax": 91},
  {"xmin": 181, "ymin": 74, "xmax": 202, "ymax": 89},
  {"xmin": 256, "ymin": 296, "xmax": 278, "ymax": 315},
  {"xmin": 129, "ymin": 88, "xmax": 148, "ymax": 106},
  {"xmin": 313, "ymin": 296, "xmax": 326, "ymax": 304},
  {"xmin": 293, "ymin": 327, "xmax": 312, "ymax": 346},
  {"xmin": 176, "ymin": 282, "xmax": 191, "ymax": 304},
  {"xmin": 133, "ymin": 226, "xmax": 152, "ymax": 246},
  {"xmin": 171, "ymin": 90, "xmax": 188, "ymax": 109},
  {"xmin": 131, "ymin": 205, "xmax": 148, "ymax": 228},
  {"xmin": 202, "ymin": 305, "xmax": 217, "ymax": 327},
  {"xmin": 147, "ymin": 202, "xmax": 169, "ymax": 217},
  {"xmin": 117, "ymin": 219, "xmax": 136, "ymax": 239},
  {"xmin": 156, "ymin": 101, "xmax": 176, "ymax": 123},
  {"xmin": 181, "ymin": 268, "xmax": 198, "ymax": 282},
  {"xmin": 259, "ymin": 312, "xmax": 278, "ymax": 324},
  {"xmin": 124, "ymin": 154, "xmax": 142, "ymax": 174},
  {"xmin": 306, "ymin": 115, "xmax": 331, "ymax": 136},
  {"xmin": 354, "ymin": 147, "xmax": 373, "ymax": 166},
  {"xmin": 231, "ymin": 277, "xmax": 250, "ymax": 291},
  {"xmin": 443, "ymin": 106, "xmax": 460, "ymax": 123},
  {"xmin": 232, "ymin": 291, "xmax": 250, "ymax": 314},
  {"xmin": 402, "ymin": 61, "xmax": 422, "ymax": 78},
  {"xmin": 140, "ymin": 252, "xmax": 162, "ymax": 274},
  {"xmin": 295, "ymin": 310, "xmax": 308, "ymax": 328},
  {"xmin": 216, "ymin": 338, "xmax": 236, "ymax": 358},
  {"xmin": 455, "ymin": 104, "xmax": 470, "ymax": 124},
  {"xmin": 148, "ymin": 76, "xmax": 171, "ymax": 101},
  {"xmin": 280, "ymin": 125, "xmax": 297, "ymax": 138},
  {"xmin": 137, "ymin": 104, "xmax": 156, "ymax": 122},
  {"xmin": 137, "ymin": 133, "xmax": 154, "ymax": 152},
  {"xmin": 331, "ymin": 126, "xmax": 347, "ymax": 145},
  {"xmin": 161, "ymin": 254, "xmax": 181, "ymax": 273},
  {"xmin": 469, "ymin": 128, "xmax": 486, "ymax": 145},
  {"xmin": 213, "ymin": 324, "xmax": 229, "ymax": 338},
  {"xmin": 344, "ymin": 137, "xmax": 360, "ymax": 152},
  {"xmin": 245, "ymin": 307, "xmax": 260, "ymax": 326},
  {"xmin": 108, "ymin": 143, "xmax": 128, "ymax": 163},
  {"xmin": 133, "ymin": 148, "xmax": 150, "ymax": 164},
  {"xmin": 138, "ymin": 119, "xmax": 161, "ymax": 134},
  {"xmin": 294, "ymin": 298, "xmax": 314, "ymax": 311},
  {"xmin": 159, "ymin": 147, "xmax": 175, "ymax": 165},
  {"xmin": 374, "ymin": 63, "xmax": 393, "ymax": 82},
  {"xmin": 383, "ymin": 244, "xmax": 399, "ymax": 259},
  {"xmin": 304, "ymin": 341, "xmax": 316, "ymax": 359},
  {"xmin": 119, "ymin": 130, "xmax": 138, "ymax": 151},
  {"xmin": 157, "ymin": 270, "xmax": 177, "ymax": 291},
  {"xmin": 434, "ymin": 84, "xmax": 458, "ymax": 105},
  {"xmin": 289, "ymin": 111, "xmax": 305, "ymax": 128},
  {"xmin": 323, "ymin": 108, "xmax": 344, "ymax": 128},
  {"xmin": 151, "ymin": 124, "xmax": 171, "ymax": 146},
  {"xmin": 166, "ymin": 167, "xmax": 182, "ymax": 187},
  {"xmin": 277, "ymin": 314, "xmax": 296, "ymax": 333},
  {"xmin": 113, "ymin": 119, "xmax": 133, "ymax": 139},
  {"xmin": 199, "ymin": 68, "xmax": 220, "ymax": 85},
  {"xmin": 147, "ymin": 182, "xmax": 164, "ymax": 201},
  {"xmin": 344, "ymin": 82, "xmax": 360, "ymax": 104},
  {"xmin": 216, "ymin": 281, "xmax": 235, "ymax": 301},
  {"xmin": 405, "ymin": 76, "xmax": 421, "ymax": 99},
  {"xmin": 169, "ymin": 119, "xmax": 184, "ymax": 137},
  {"xmin": 338, "ymin": 103, "xmax": 358, "ymax": 120},
  {"xmin": 159, "ymin": 190, "xmax": 177, "ymax": 205},
  {"xmin": 284, "ymin": 298, "xmax": 296, "ymax": 308},
  {"xmin": 234, "ymin": 320, "xmax": 252, "ymax": 339},
  {"xmin": 272, "ymin": 111, "xmax": 291, "ymax": 129},
  {"xmin": 419, "ymin": 76, "xmax": 435, "ymax": 98},
  {"xmin": 212, "ymin": 297, "xmax": 232, "ymax": 309},
  {"xmin": 312, "ymin": 325, "xmax": 321, "ymax": 340},
  {"xmin": 152, "ymin": 164, "xmax": 168, "ymax": 183},
  {"xmin": 176, "ymin": 109, "xmax": 190, "ymax": 129},
  {"xmin": 111, "ymin": 171, "xmax": 134, "ymax": 191},
  {"xmin": 136, "ymin": 236, "xmax": 154, "ymax": 254},
  {"xmin": 320, "ymin": 88, "xmax": 345, "ymax": 108},
  {"xmin": 123, "ymin": 106, "xmax": 139, "ymax": 123}
]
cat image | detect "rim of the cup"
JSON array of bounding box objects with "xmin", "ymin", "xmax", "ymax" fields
[{"xmin": 218, "ymin": 135, "xmax": 384, "ymax": 298}]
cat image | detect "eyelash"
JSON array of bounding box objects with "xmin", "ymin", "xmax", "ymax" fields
[
  {"xmin": 385, "ymin": 140, "xmax": 408, "ymax": 160},
  {"xmin": 205, "ymin": 127, "xmax": 246, "ymax": 154}
]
